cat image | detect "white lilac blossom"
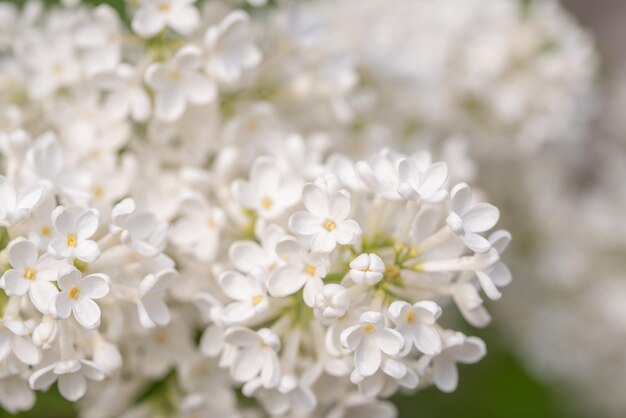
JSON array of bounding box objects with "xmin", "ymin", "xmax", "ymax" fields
[{"xmin": 0, "ymin": 0, "xmax": 520, "ymax": 416}]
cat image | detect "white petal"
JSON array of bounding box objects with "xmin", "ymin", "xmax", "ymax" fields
[
  {"xmin": 267, "ymin": 266, "xmax": 306, "ymax": 298},
  {"xmin": 47, "ymin": 238, "xmax": 72, "ymax": 260},
  {"xmin": 334, "ymin": 219, "xmax": 361, "ymax": 245},
  {"xmin": 433, "ymin": 357, "xmax": 458, "ymax": 393},
  {"xmin": 132, "ymin": 9, "xmax": 164, "ymax": 38},
  {"xmin": 79, "ymin": 274, "xmax": 110, "ymax": 299},
  {"xmin": 219, "ymin": 271, "xmax": 260, "ymax": 301},
  {"xmin": 224, "ymin": 327, "xmax": 260, "ymax": 347},
  {"xmin": 329, "ymin": 192, "xmax": 350, "ymax": 222},
  {"xmin": 74, "ymin": 240, "xmax": 101, "ymax": 263},
  {"xmin": 260, "ymin": 351, "xmax": 280, "ymax": 388},
  {"xmin": 200, "ymin": 325, "xmax": 223, "ymax": 357},
  {"xmin": 29, "ymin": 364, "xmax": 57, "ymax": 390},
  {"xmin": 450, "ymin": 183, "xmax": 472, "ymax": 215},
  {"xmin": 228, "ymin": 241, "xmax": 266, "ymax": 273},
  {"xmin": 3, "ymin": 270, "xmax": 30, "ymax": 296},
  {"xmin": 75, "ymin": 209, "xmax": 100, "ymax": 240},
  {"xmin": 310, "ymin": 230, "xmax": 336, "ymax": 253},
  {"xmin": 156, "ymin": 88, "xmax": 186, "ymax": 122},
  {"xmin": 58, "ymin": 372, "xmax": 87, "ymax": 401},
  {"xmin": 376, "ymin": 329, "xmax": 403, "ymax": 356},
  {"xmin": 462, "ymin": 232, "xmax": 492, "ymax": 254},
  {"xmin": 302, "ymin": 184, "xmax": 328, "ymax": 218},
  {"xmin": 449, "ymin": 337, "xmax": 486, "ymax": 364},
  {"xmin": 183, "ymin": 73, "xmax": 216, "ymax": 105},
  {"xmin": 231, "ymin": 347, "xmax": 263, "ymax": 382},
  {"xmin": 355, "ymin": 337, "xmax": 381, "ymax": 377},
  {"xmin": 57, "ymin": 266, "xmax": 81, "ymax": 290},
  {"xmin": 289, "ymin": 212, "xmax": 321, "ymax": 236},
  {"xmin": 490, "ymin": 262, "xmax": 512, "ymax": 287},
  {"xmin": 10, "ymin": 336, "xmax": 41, "ymax": 365},
  {"xmin": 381, "ymin": 358, "xmax": 407, "ymax": 380},
  {"xmin": 29, "ymin": 281, "xmax": 58, "ymax": 313},
  {"xmin": 141, "ymin": 295, "xmax": 170, "ymax": 327},
  {"xmin": 476, "ymin": 270, "xmax": 502, "ymax": 301},
  {"xmin": 413, "ymin": 326, "xmax": 442, "ymax": 356},
  {"xmin": 302, "ymin": 276, "xmax": 323, "ymax": 307},
  {"xmin": 72, "ymin": 298, "xmax": 101, "ymax": 329},
  {"xmin": 53, "ymin": 293, "xmax": 72, "ymax": 319},
  {"xmin": 222, "ymin": 302, "xmax": 255, "ymax": 324},
  {"xmin": 463, "ymin": 203, "xmax": 499, "ymax": 233},
  {"xmin": 7, "ymin": 238, "xmax": 38, "ymax": 269},
  {"xmin": 167, "ymin": 5, "xmax": 200, "ymax": 36}
]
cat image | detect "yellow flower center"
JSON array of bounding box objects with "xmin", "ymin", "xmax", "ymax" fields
[
  {"xmin": 169, "ymin": 69, "xmax": 181, "ymax": 81},
  {"xmin": 92, "ymin": 185, "xmax": 103, "ymax": 199},
  {"xmin": 260, "ymin": 197, "xmax": 273, "ymax": 210},
  {"xmin": 67, "ymin": 234, "xmax": 77, "ymax": 247},
  {"xmin": 52, "ymin": 62, "xmax": 65, "ymax": 75},
  {"xmin": 253, "ymin": 295, "xmax": 264, "ymax": 306},
  {"xmin": 362, "ymin": 324, "xmax": 375, "ymax": 334},
  {"xmin": 244, "ymin": 118, "xmax": 259, "ymax": 132},
  {"xmin": 69, "ymin": 286, "xmax": 80, "ymax": 299},
  {"xmin": 208, "ymin": 218, "xmax": 217, "ymax": 229},
  {"xmin": 40, "ymin": 226, "xmax": 51, "ymax": 236},
  {"xmin": 305, "ymin": 265, "xmax": 316, "ymax": 276},
  {"xmin": 406, "ymin": 310, "xmax": 416, "ymax": 324},
  {"xmin": 158, "ymin": 2, "xmax": 170, "ymax": 13},
  {"xmin": 386, "ymin": 264, "xmax": 400, "ymax": 278},
  {"xmin": 24, "ymin": 268, "xmax": 36, "ymax": 281},
  {"xmin": 324, "ymin": 219, "xmax": 337, "ymax": 231}
]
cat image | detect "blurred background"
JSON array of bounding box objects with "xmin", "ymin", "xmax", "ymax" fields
[{"xmin": 2, "ymin": 0, "xmax": 626, "ymax": 417}]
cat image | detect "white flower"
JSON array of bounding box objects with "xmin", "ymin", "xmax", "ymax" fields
[
  {"xmin": 0, "ymin": 320, "xmax": 42, "ymax": 366},
  {"xmin": 219, "ymin": 270, "xmax": 269, "ymax": 325},
  {"xmin": 473, "ymin": 230, "xmax": 513, "ymax": 300},
  {"xmin": 0, "ymin": 374, "xmax": 35, "ymax": 414},
  {"xmin": 232, "ymin": 157, "xmax": 301, "ymax": 220},
  {"xmin": 420, "ymin": 332, "xmax": 486, "ymax": 393},
  {"xmin": 93, "ymin": 340, "xmax": 123, "ymax": 375},
  {"xmin": 131, "ymin": 0, "xmax": 199, "ymax": 38},
  {"xmin": 32, "ymin": 317, "xmax": 58, "ymax": 349},
  {"xmin": 0, "ymin": 176, "xmax": 45, "ymax": 226},
  {"xmin": 29, "ymin": 359, "xmax": 105, "ymax": 401},
  {"xmin": 225, "ymin": 327, "xmax": 281, "ymax": 389},
  {"xmin": 204, "ymin": 11, "xmax": 261, "ymax": 83},
  {"xmin": 137, "ymin": 269, "xmax": 177, "ymax": 328},
  {"xmin": 145, "ymin": 45, "xmax": 216, "ymax": 122},
  {"xmin": 388, "ymin": 300, "xmax": 442, "ymax": 356},
  {"xmin": 452, "ymin": 281, "xmax": 491, "ymax": 328},
  {"xmin": 169, "ymin": 193, "xmax": 224, "ymax": 262},
  {"xmin": 2, "ymin": 238, "xmax": 64, "ymax": 313},
  {"xmin": 48, "ymin": 207, "xmax": 101, "ymax": 263},
  {"xmin": 52, "ymin": 266, "xmax": 110, "ymax": 329},
  {"xmin": 95, "ymin": 64, "xmax": 151, "ymax": 122},
  {"xmin": 349, "ymin": 253, "xmax": 385, "ymax": 286},
  {"xmin": 355, "ymin": 149, "xmax": 401, "ymax": 200},
  {"xmin": 397, "ymin": 159, "xmax": 448, "ymax": 204},
  {"xmin": 314, "ymin": 284, "xmax": 349, "ymax": 321},
  {"xmin": 110, "ymin": 198, "xmax": 167, "ymax": 257},
  {"xmin": 266, "ymin": 238, "xmax": 330, "ymax": 306},
  {"xmin": 289, "ymin": 184, "xmax": 361, "ymax": 252},
  {"xmin": 227, "ymin": 224, "xmax": 286, "ymax": 274},
  {"xmin": 340, "ymin": 311, "xmax": 404, "ymax": 377},
  {"xmin": 446, "ymin": 183, "xmax": 500, "ymax": 253}
]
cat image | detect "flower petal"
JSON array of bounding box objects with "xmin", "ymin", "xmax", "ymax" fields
[{"xmin": 72, "ymin": 297, "xmax": 101, "ymax": 329}]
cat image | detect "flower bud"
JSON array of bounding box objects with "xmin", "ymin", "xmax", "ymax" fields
[{"xmin": 314, "ymin": 284, "xmax": 349, "ymax": 321}]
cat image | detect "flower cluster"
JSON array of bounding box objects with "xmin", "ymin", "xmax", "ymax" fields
[
  {"xmin": 200, "ymin": 148, "xmax": 510, "ymax": 416},
  {"xmin": 0, "ymin": 133, "xmax": 175, "ymax": 412},
  {"xmin": 0, "ymin": 0, "xmax": 522, "ymax": 416}
]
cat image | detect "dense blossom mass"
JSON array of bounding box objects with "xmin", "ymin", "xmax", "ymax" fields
[{"xmin": 0, "ymin": 0, "xmax": 596, "ymax": 416}]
